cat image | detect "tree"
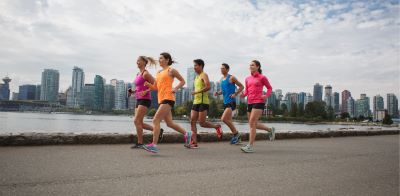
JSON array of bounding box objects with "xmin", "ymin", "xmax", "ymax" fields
[
  {"xmin": 304, "ymin": 101, "xmax": 327, "ymax": 119},
  {"xmin": 382, "ymin": 115, "xmax": 393, "ymax": 125},
  {"xmin": 340, "ymin": 112, "xmax": 350, "ymax": 119},
  {"xmin": 290, "ymin": 103, "xmax": 297, "ymax": 117},
  {"xmin": 281, "ymin": 103, "xmax": 288, "ymax": 116},
  {"xmin": 297, "ymin": 103, "xmax": 304, "ymax": 117},
  {"xmin": 184, "ymin": 101, "xmax": 193, "ymax": 116},
  {"xmin": 175, "ymin": 106, "xmax": 187, "ymax": 116},
  {"xmin": 208, "ymin": 100, "xmax": 219, "ymax": 118},
  {"xmin": 147, "ymin": 108, "xmax": 157, "ymax": 116},
  {"xmin": 238, "ymin": 103, "xmax": 247, "ymax": 116},
  {"xmin": 326, "ymin": 106, "xmax": 335, "ymax": 120}
]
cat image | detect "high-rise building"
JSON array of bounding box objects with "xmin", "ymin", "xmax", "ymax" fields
[
  {"xmin": 110, "ymin": 79, "xmax": 118, "ymax": 87},
  {"xmin": 333, "ymin": 92, "xmax": 340, "ymax": 114},
  {"xmin": 305, "ymin": 93, "xmax": 313, "ymax": 107},
  {"xmin": 35, "ymin": 85, "xmax": 41, "ymax": 100},
  {"xmin": 94, "ymin": 75, "xmax": 105, "ymax": 110},
  {"xmin": 115, "ymin": 80, "xmax": 126, "ymax": 110},
  {"xmin": 267, "ymin": 92, "xmax": 277, "ymax": 108},
  {"xmin": 18, "ymin": 85, "xmax": 36, "ymax": 100},
  {"xmin": 67, "ymin": 67, "xmax": 85, "ymax": 108},
  {"xmin": 324, "ymin": 85, "xmax": 333, "ymax": 108},
  {"xmin": 373, "ymin": 95, "xmax": 384, "ymax": 121},
  {"xmin": 58, "ymin": 92, "xmax": 67, "ymax": 106},
  {"xmin": 66, "ymin": 87, "xmax": 73, "ymax": 106},
  {"xmin": 275, "ymin": 89, "xmax": 283, "ymax": 101},
  {"xmin": 313, "ymin": 83, "xmax": 323, "ymax": 102},
  {"xmin": 387, "ymin": 93, "xmax": 399, "ymax": 118},
  {"xmin": 11, "ymin": 92, "xmax": 19, "ymax": 100},
  {"xmin": 40, "ymin": 69, "xmax": 60, "ymax": 102},
  {"xmin": 341, "ymin": 90, "xmax": 351, "ymax": 114},
  {"xmin": 285, "ymin": 92, "xmax": 298, "ymax": 111},
  {"xmin": 126, "ymin": 82, "xmax": 136, "ymax": 110},
  {"xmin": 209, "ymin": 82, "xmax": 216, "ymax": 98},
  {"xmin": 297, "ymin": 92, "xmax": 306, "ymax": 109},
  {"xmin": 104, "ymin": 84, "xmax": 115, "ymax": 111},
  {"xmin": 175, "ymin": 88, "xmax": 184, "ymax": 106},
  {"xmin": 187, "ymin": 67, "xmax": 196, "ymax": 100},
  {"xmin": 150, "ymin": 90, "xmax": 158, "ymax": 109},
  {"xmin": 355, "ymin": 94, "xmax": 370, "ymax": 118},
  {"xmin": 347, "ymin": 97, "xmax": 355, "ymax": 118},
  {"xmin": 215, "ymin": 81, "xmax": 222, "ymax": 100},
  {"xmin": 83, "ymin": 84, "xmax": 95, "ymax": 109},
  {"xmin": 182, "ymin": 87, "xmax": 190, "ymax": 104},
  {"xmin": 0, "ymin": 76, "xmax": 11, "ymax": 100}
]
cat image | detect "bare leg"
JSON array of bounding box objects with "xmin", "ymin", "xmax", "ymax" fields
[
  {"xmin": 151, "ymin": 104, "xmax": 171, "ymax": 145},
  {"xmin": 257, "ymin": 123, "xmax": 271, "ymax": 132},
  {"xmin": 198, "ymin": 110, "xmax": 220, "ymax": 128},
  {"xmin": 221, "ymin": 108, "xmax": 238, "ymax": 134},
  {"xmin": 164, "ymin": 110, "xmax": 186, "ymax": 134},
  {"xmin": 190, "ymin": 110, "xmax": 199, "ymax": 143},
  {"xmin": 248, "ymin": 109, "xmax": 263, "ymax": 145},
  {"xmin": 134, "ymin": 106, "xmax": 153, "ymax": 144}
]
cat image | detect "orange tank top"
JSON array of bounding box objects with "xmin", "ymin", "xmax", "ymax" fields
[{"xmin": 156, "ymin": 67, "xmax": 175, "ymax": 103}]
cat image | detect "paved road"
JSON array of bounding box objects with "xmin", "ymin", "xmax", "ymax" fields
[{"xmin": 0, "ymin": 135, "xmax": 399, "ymax": 196}]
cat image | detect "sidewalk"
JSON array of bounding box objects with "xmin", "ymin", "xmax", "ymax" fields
[{"xmin": 0, "ymin": 135, "xmax": 399, "ymax": 196}]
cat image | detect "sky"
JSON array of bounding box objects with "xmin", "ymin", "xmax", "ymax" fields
[{"xmin": 0, "ymin": 0, "xmax": 399, "ymax": 105}]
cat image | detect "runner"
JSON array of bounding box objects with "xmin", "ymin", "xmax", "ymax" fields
[
  {"xmin": 240, "ymin": 60, "xmax": 275, "ymax": 153},
  {"xmin": 142, "ymin": 52, "xmax": 192, "ymax": 153},
  {"xmin": 189, "ymin": 59, "xmax": 222, "ymax": 149},
  {"xmin": 128, "ymin": 56, "xmax": 164, "ymax": 149},
  {"xmin": 214, "ymin": 63, "xmax": 244, "ymax": 145}
]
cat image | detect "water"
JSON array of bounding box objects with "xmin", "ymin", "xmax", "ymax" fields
[{"xmin": 0, "ymin": 112, "xmax": 397, "ymax": 134}]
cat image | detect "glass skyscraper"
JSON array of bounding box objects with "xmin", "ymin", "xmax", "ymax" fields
[{"xmin": 40, "ymin": 69, "xmax": 59, "ymax": 103}]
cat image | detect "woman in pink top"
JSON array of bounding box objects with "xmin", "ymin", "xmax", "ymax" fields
[
  {"xmin": 128, "ymin": 56, "xmax": 163, "ymax": 149},
  {"xmin": 240, "ymin": 60, "xmax": 275, "ymax": 153}
]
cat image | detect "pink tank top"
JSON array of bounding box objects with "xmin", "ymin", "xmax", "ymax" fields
[{"xmin": 134, "ymin": 70, "xmax": 151, "ymax": 100}]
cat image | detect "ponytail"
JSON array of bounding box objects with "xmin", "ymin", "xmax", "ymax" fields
[
  {"xmin": 252, "ymin": 60, "xmax": 262, "ymax": 74},
  {"xmin": 139, "ymin": 56, "xmax": 157, "ymax": 67}
]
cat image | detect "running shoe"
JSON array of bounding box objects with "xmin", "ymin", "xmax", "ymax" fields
[
  {"xmin": 230, "ymin": 133, "xmax": 241, "ymax": 145},
  {"xmin": 215, "ymin": 126, "xmax": 223, "ymax": 140},
  {"xmin": 142, "ymin": 143, "xmax": 158, "ymax": 153},
  {"xmin": 159, "ymin": 128, "xmax": 164, "ymax": 143},
  {"xmin": 188, "ymin": 141, "xmax": 199, "ymax": 149},
  {"xmin": 241, "ymin": 144, "xmax": 255, "ymax": 153},
  {"xmin": 130, "ymin": 143, "xmax": 144, "ymax": 149},
  {"xmin": 268, "ymin": 127, "xmax": 276, "ymax": 141},
  {"xmin": 184, "ymin": 131, "xmax": 192, "ymax": 148}
]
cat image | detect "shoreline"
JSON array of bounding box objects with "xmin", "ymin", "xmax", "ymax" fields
[{"xmin": 2, "ymin": 111, "xmax": 398, "ymax": 127}]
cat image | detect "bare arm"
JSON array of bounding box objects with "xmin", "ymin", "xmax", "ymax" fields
[
  {"xmin": 143, "ymin": 71, "xmax": 155, "ymax": 84},
  {"xmin": 142, "ymin": 71, "xmax": 156, "ymax": 92},
  {"xmin": 230, "ymin": 75, "xmax": 244, "ymax": 97},
  {"xmin": 170, "ymin": 68, "xmax": 185, "ymax": 93},
  {"xmin": 214, "ymin": 77, "xmax": 223, "ymax": 96}
]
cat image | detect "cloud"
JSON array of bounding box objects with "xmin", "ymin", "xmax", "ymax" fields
[{"xmin": 0, "ymin": 0, "xmax": 399, "ymax": 105}]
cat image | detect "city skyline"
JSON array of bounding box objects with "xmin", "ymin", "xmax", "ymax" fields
[
  {"xmin": 2, "ymin": 66, "xmax": 399, "ymax": 115},
  {"xmin": 0, "ymin": 1, "xmax": 398, "ymax": 104}
]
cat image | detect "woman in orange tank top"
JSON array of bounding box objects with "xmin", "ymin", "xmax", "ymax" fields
[{"xmin": 142, "ymin": 52, "xmax": 192, "ymax": 153}]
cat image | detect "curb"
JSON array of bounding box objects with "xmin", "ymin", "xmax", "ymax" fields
[{"xmin": 0, "ymin": 129, "xmax": 398, "ymax": 146}]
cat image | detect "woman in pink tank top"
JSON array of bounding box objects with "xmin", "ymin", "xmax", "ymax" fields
[{"xmin": 128, "ymin": 56, "xmax": 164, "ymax": 149}]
